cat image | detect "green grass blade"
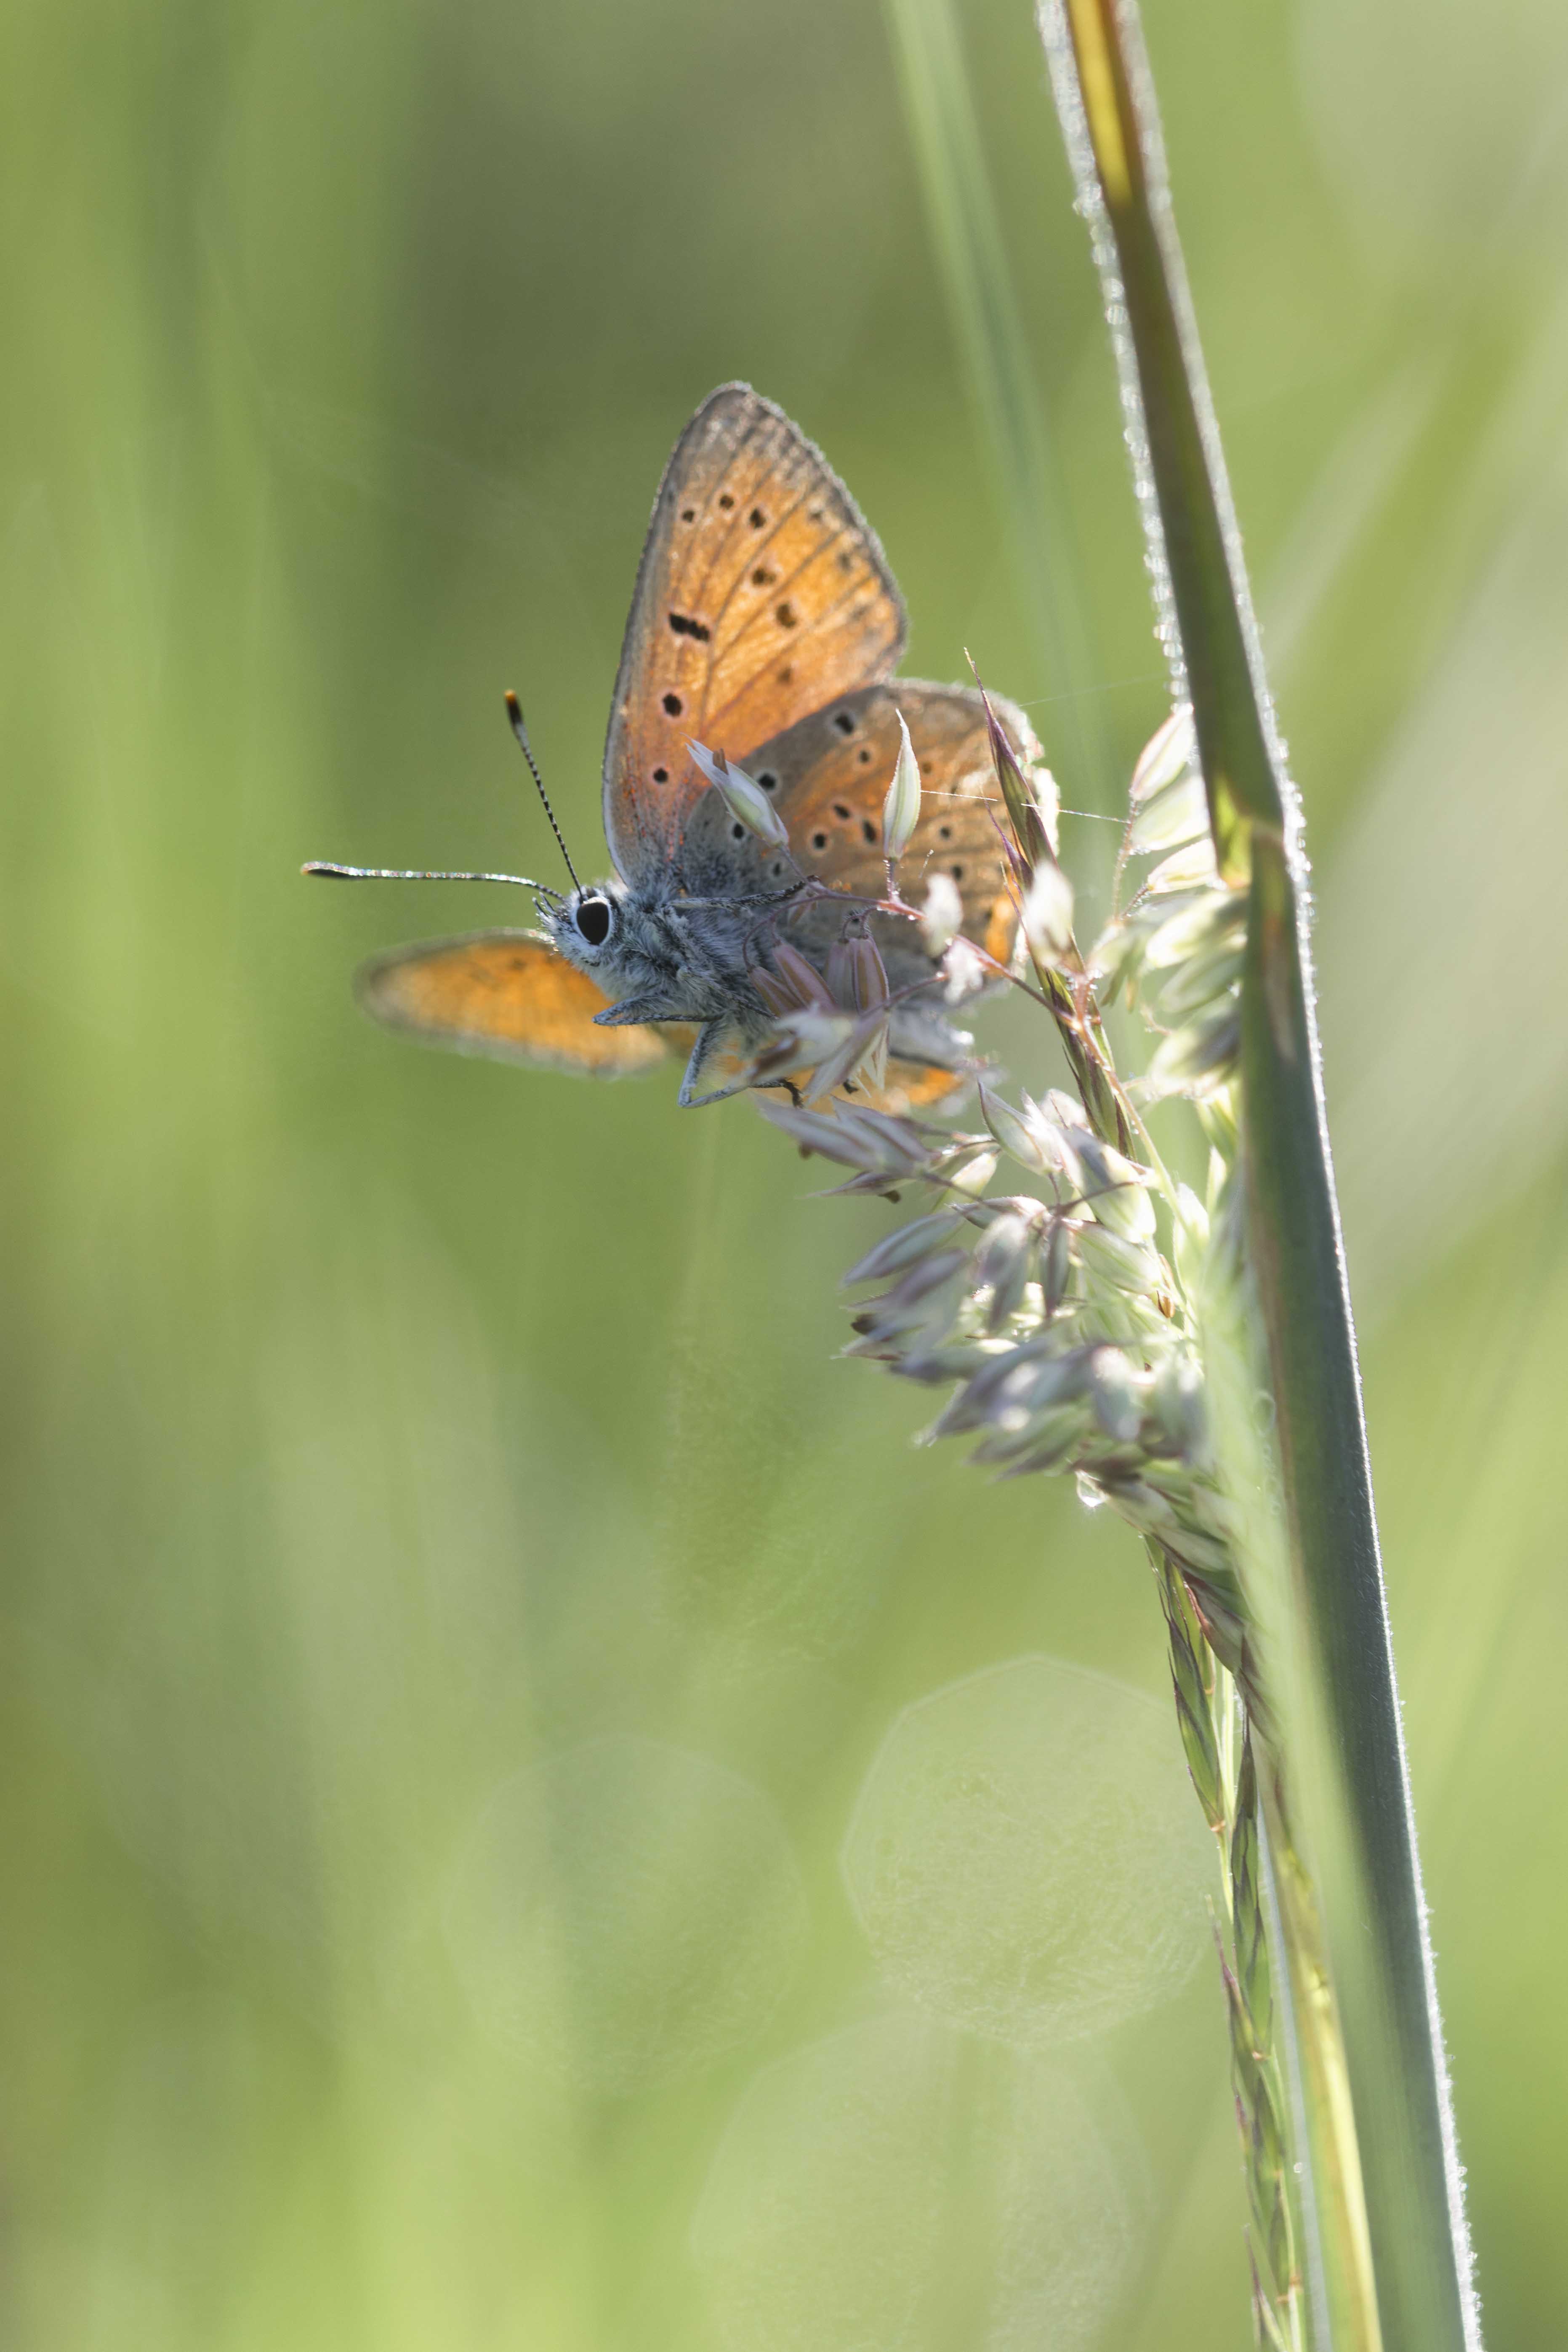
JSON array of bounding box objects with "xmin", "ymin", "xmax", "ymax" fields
[{"xmin": 1038, "ymin": 3, "xmax": 1480, "ymax": 2346}]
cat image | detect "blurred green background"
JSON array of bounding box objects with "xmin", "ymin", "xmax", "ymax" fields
[{"xmin": 6, "ymin": 0, "xmax": 1568, "ymax": 2343}]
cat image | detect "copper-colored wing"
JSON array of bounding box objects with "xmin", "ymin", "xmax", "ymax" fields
[
  {"xmin": 864, "ymin": 1060, "xmax": 973, "ymax": 1116},
  {"xmin": 681, "ymin": 679, "xmax": 1041, "ymax": 970},
  {"xmin": 355, "ymin": 932, "xmax": 668, "ymax": 1077},
  {"xmin": 604, "ymin": 384, "xmax": 906, "ymax": 883}
]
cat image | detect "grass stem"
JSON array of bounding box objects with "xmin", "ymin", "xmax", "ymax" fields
[{"xmin": 1038, "ymin": 4, "xmax": 1480, "ymax": 2344}]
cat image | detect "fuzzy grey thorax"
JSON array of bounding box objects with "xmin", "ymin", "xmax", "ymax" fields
[
  {"xmin": 543, "ymin": 874, "xmax": 779, "ymax": 1034},
  {"xmin": 543, "ymin": 864, "xmax": 978, "ymax": 1116}
]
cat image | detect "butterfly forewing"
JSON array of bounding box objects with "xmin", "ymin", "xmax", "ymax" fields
[
  {"xmin": 604, "ymin": 384, "xmax": 906, "ymax": 882},
  {"xmin": 356, "ymin": 933, "xmax": 668, "ymax": 1076}
]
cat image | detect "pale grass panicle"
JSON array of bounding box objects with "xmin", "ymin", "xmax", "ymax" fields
[
  {"xmin": 761, "ymin": 710, "xmax": 1246, "ymax": 1606},
  {"xmin": 752, "ymin": 703, "xmax": 1302, "ymax": 2346}
]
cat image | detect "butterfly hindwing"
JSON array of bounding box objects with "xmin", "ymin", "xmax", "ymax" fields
[
  {"xmin": 603, "ymin": 384, "xmax": 906, "ymax": 884},
  {"xmin": 355, "ymin": 932, "xmax": 668, "ymax": 1076},
  {"xmin": 678, "ymin": 679, "xmax": 1039, "ymax": 976}
]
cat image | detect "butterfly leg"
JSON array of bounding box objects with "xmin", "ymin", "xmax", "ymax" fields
[
  {"xmin": 593, "ymin": 997, "xmax": 663, "ymax": 1026},
  {"xmin": 677, "ymin": 1021, "xmax": 755, "ymax": 1109}
]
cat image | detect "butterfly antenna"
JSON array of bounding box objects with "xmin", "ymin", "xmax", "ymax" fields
[
  {"xmin": 506, "ymin": 691, "xmax": 581, "ymax": 892},
  {"xmin": 302, "ymin": 861, "xmax": 556, "ymax": 893}
]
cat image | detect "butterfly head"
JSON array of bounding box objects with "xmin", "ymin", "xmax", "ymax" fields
[
  {"xmin": 543, "ymin": 861, "xmax": 784, "ymax": 1040},
  {"xmin": 552, "ymin": 882, "xmax": 623, "ymax": 964},
  {"xmin": 543, "ymin": 876, "xmax": 687, "ymax": 1021}
]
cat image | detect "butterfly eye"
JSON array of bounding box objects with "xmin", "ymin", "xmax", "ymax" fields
[{"xmin": 574, "ymin": 893, "xmax": 615, "ymax": 948}]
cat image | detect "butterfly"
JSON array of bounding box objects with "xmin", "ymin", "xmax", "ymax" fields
[{"xmin": 308, "ymin": 383, "xmax": 1044, "ymax": 1111}]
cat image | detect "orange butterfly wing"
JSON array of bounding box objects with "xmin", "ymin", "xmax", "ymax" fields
[
  {"xmin": 850, "ymin": 1059, "xmax": 971, "ymax": 1116},
  {"xmin": 678, "ymin": 680, "xmax": 1040, "ymax": 972},
  {"xmin": 765, "ymin": 680, "xmax": 1033, "ymax": 967},
  {"xmin": 355, "ymin": 932, "xmax": 668, "ymax": 1077},
  {"xmin": 603, "ymin": 384, "xmax": 906, "ymax": 882}
]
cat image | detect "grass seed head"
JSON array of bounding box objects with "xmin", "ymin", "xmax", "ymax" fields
[
  {"xmin": 687, "ymin": 738, "xmax": 791, "ymax": 851},
  {"xmin": 919, "ymin": 871, "xmax": 964, "ymax": 956},
  {"xmin": 882, "ymin": 709, "xmax": 924, "ymax": 864}
]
